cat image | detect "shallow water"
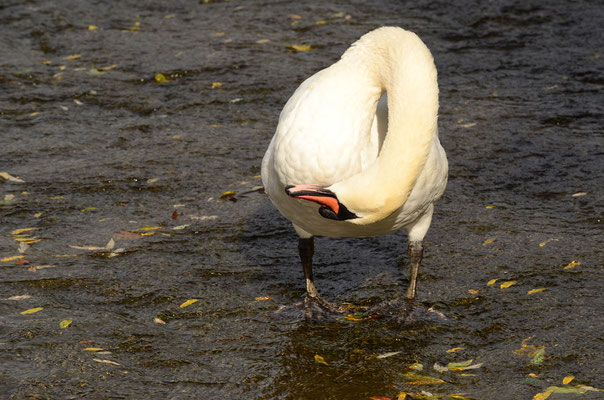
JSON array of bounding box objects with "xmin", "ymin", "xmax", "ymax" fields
[{"xmin": 1, "ymin": 0, "xmax": 603, "ymax": 399}]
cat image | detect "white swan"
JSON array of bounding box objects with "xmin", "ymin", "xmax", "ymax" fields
[{"xmin": 261, "ymin": 27, "xmax": 448, "ymax": 315}]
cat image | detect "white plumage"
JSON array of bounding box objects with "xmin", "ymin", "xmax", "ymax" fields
[{"xmin": 261, "ymin": 27, "xmax": 448, "ymax": 315}]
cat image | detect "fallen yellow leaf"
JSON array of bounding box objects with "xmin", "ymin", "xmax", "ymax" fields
[
  {"xmin": 563, "ymin": 260, "xmax": 581, "ymax": 269},
  {"xmin": 314, "ymin": 354, "xmax": 328, "ymax": 365},
  {"xmin": 179, "ymin": 299, "xmax": 199, "ymax": 308},
  {"xmin": 83, "ymin": 347, "xmax": 103, "ymax": 351},
  {"xmin": 220, "ymin": 191, "xmax": 236, "ymax": 199},
  {"xmin": 254, "ymin": 296, "xmax": 270, "ymax": 301},
  {"xmin": 487, "ymin": 279, "xmax": 498, "ymax": 286},
  {"xmin": 59, "ymin": 319, "xmax": 72, "ymax": 328},
  {"xmin": 403, "ymin": 372, "xmax": 446, "ymax": 385},
  {"xmin": 64, "ymin": 54, "xmax": 81, "ymax": 60},
  {"xmin": 11, "ymin": 228, "xmax": 38, "ymax": 235},
  {"xmin": 528, "ymin": 288, "xmax": 546, "ymax": 295},
  {"xmin": 211, "ymin": 82, "xmax": 222, "ymax": 89},
  {"xmin": 483, "ymin": 238, "xmax": 496, "ymax": 245},
  {"xmin": 397, "ymin": 393, "xmax": 407, "ymax": 400},
  {"xmin": 1, "ymin": 255, "xmax": 25, "ymax": 262},
  {"xmin": 88, "ymin": 25, "xmax": 98, "ymax": 30},
  {"xmin": 288, "ymin": 44, "xmax": 313, "ymax": 52},
  {"xmin": 500, "ymin": 280, "xmax": 516, "ymax": 289},
  {"xmin": 468, "ymin": 288, "xmax": 483, "ymax": 295},
  {"xmin": 532, "ymin": 391, "xmax": 553, "ymax": 400},
  {"xmin": 136, "ymin": 226, "xmax": 160, "ymax": 231},
  {"xmin": 446, "ymin": 347, "xmax": 465, "ymax": 353},
  {"xmin": 96, "ymin": 64, "xmax": 117, "ymax": 71},
  {"xmin": 562, "ymin": 376, "xmax": 575, "ymax": 385},
  {"xmin": 154, "ymin": 73, "xmax": 167, "ymax": 83},
  {"xmin": 20, "ymin": 307, "xmax": 44, "ymax": 315},
  {"xmin": 485, "ymin": 205, "xmax": 496, "ymax": 209},
  {"xmin": 539, "ymin": 238, "xmax": 559, "ymax": 247}
]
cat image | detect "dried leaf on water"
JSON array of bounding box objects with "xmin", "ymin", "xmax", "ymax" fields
[
  {"xmin": 92, "ymin": 358, "xmax": 120, "ymax": 366},
  {"xmin": 179, "ymin": 299, "xmax": 199, "ymax": 308},
  {"xmin": 468, "ymin": 289, "xmax": 483, "ymax": 295},
  {"xmin": 7, "ymin": 294, "xmax": 32, "ymax": 301},
  {"xmin": 314, "ymin": 354, "xmax": 328, "ymax": 365},
  {"xmin": 59, "ymin": 319, "xmax": 72, "ymax": 328},
  {"xmin": 433, "ymin": 363, "xmax": 449, "ymax": 373},
  {"xmin": 96, "ymin": 64, "xmax": 117, "ymax": 71},
  {"xmin": 538, "ymin": 238, "xmax": 559, "ymax": 247},
  {"xmin": 563, "ymin": 260, "xmax": 581, "ymax": 269},
  {"xmin": 531, "ymin": 348, "xmax": 545, "ymax": 365},
  {"xmin": 287, "ymin": 44, "xmax": 313, "ymax": 52},
  {"xmin": 562, "ymin": 376, "xmax": 575, "ymax": 385},
  {"xmin": 112, "ymin": 230, "xmax": 144, "ymax": 240},
  {"xmin": 0, "ymin": 172, "xmax": 25, "ymax": 183},
  {"xmin": 447, "ymin": 360, "xmax": 473, "ymax": 370},
  {"xmin": 408, "ymin": 362, "xmax": 424, "ymax": 371},
  {"xmin": 403, "ymin": 372, "xmax": 446, "ymax": 385},
  {"xmin": 514, "ymin": 338, "xmax": 545, "ymax": 365},
  {"xmin": 70, "ymin": 238, "xmax": 114, "ymax": 251},
  {"xmin": 11, "ymin": 228, "xmax": 37, "ymax": 235},
  {"xmin": 21, "ymin": 307, "xmax": 43, "ymax": 315},
  {"xmin": 219, "ymin": 191, "xmax": 236, "ymax": 199},
  {"xmin": 377, "ymin": 351, "xmax": 401, "ymax": 359},
  {"xmin": 532, "ymin": 392, "xmax": 552, "ymax": 400},
  {"xmin": 487, "ymin": 279, "xmax": 498, "ymax": 286},
  {"xmin": 500, "ymin": 281, "xmax": 516, "ymax": 289},
  {"xmin": 446, "ymin": 347, "xmax": 465, "ymax": 353},
  {"xmin": 544, "ymin": 385, "xmax": 601, "ymax": 394},
  {"xmin": 2, "ymin": 255, "xmax": 25, "ymax": 262},
  {"xmin": 344, "ymin": 311, "xmax": 377, "ymax": 322},
  {"xmin": 154, "ymin": 317, "xmax": 166, "ymax": 324},
  {"xmin": 135, "ymin": 226, "xmax": 161, "ymax": 232}
]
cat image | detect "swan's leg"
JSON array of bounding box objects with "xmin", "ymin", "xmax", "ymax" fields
[
  {"xmin": 294, "ymin": 225, "xmax": 344, "ymax": 317},
  {"xmin": 404, "ymin": 205, "xmax": 434, "ymax": 299},
  {"xmin": 405, "ymin": 241, "xmax": 423, "ymax": 299},
  {"xmin": 298, "ymin": 237, "xmax": 319, "ymax": 298}
]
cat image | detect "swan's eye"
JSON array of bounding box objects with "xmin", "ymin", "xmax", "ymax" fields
[{"xmin": 319, "ymin": 206, "xmax": 338, "ymax": 220}]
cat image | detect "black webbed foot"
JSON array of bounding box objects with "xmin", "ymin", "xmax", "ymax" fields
[
  {"xmin": 367, "ymin": 297, "xmax": 447, "ymax": 326},
  {"xmin": 303, "ymin": 295, "xmax": 347, "ymax": 320}
]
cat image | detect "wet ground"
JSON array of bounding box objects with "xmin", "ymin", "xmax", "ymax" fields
[{"xmin": 1, "ymin": 0, "xmax": 603, "ymax": 399}]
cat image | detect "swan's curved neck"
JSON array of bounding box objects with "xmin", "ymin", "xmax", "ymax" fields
[{"xmin": 331, "ymin": 27, "xmax": 439, "ymax": 224}]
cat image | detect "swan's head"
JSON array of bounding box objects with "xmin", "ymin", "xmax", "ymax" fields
[{"xmin": 285, "ymin": 184, "xmax": 359, "ymax": 221}]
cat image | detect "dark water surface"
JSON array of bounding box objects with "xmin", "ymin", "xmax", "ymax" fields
[{"xmin": 1, "ymin": 1, "xmax": 603, "ymax": 399}]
